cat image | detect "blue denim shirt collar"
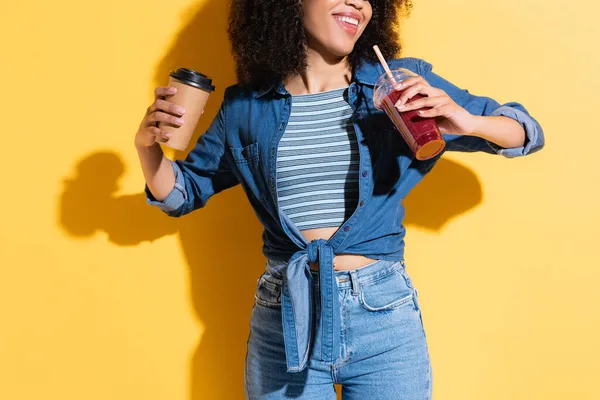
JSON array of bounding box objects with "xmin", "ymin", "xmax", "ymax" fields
[{"xmin": 255, "ymin": 60, "xmax": 384, "ymax": 98}]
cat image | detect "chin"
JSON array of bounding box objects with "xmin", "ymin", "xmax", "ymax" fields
[{"xmin": 327, "ymin": 41, "xmax": 357, "ymax": 58}]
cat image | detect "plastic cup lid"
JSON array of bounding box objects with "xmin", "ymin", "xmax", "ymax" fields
[{"xmin": 169, "ymin": 68, "xmax": 215, "ymax": 92}]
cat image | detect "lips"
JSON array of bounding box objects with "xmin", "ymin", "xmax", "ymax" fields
[{"xmin": 333, "ymin": 13, "xmax": 360, "ymax": 35}]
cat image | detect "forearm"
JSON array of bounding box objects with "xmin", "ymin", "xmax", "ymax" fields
[
  {"xmin": 136, "ymin": 143, "xmax": 176, "ymax": 201},
  {"xmin": 468, "ymin": 115, "xmax": 526, "ymax": 149}
]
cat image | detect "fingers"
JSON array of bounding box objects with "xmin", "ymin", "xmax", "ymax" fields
[
  {"xmin": 145, "ymin": 87, "xmax": 185, "ymax": 130},
  {"xmin": 395, "ymin": 76, "xmax": 443, "ymax": 106},
  {"xmin": 395, "ymin": 76, "xmax": 422, "ymax": 89},
  {"xmin": 397, "ymin": 85, "xmax": 442, "ymax": 107},
  {"xmin": 415, "ymin": 104, "xmax": 453, "ymax": 118},
  {"xmin": 136, "ymin": 87, "xmax": 180, "ymax": 146},
  {"xmin": 145, "ymin": 111, "xmax": 185, "ymax": 127},
  {"xmin": 147, "ymin": 98, "xmax": 186, "ymax": 117},
  {"xmin": 396, "ymin": 95, "xmax": 446, "ymax": 112},
  {"xmin": 147, "ymin": 126, "xmax": 173, "ymax": 141},
  {"xmin": 154, "ymin": 86, "xmax": 177, "ymax": 99}
]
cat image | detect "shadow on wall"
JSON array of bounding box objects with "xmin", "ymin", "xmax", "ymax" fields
[
  {"xmin": 58, "ymin": 152, "xmax": 481, "ymax": 398},
  {"xmin": 58, "ymin": 1, "xmax": 482, "ymax": 399}
]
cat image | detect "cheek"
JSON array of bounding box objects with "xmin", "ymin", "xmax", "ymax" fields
[
  {"xmin": 363, "ymin": 7, "xmax": 373, "ymax": 28},
  {"xmin": 302, "ymin": 2, "xmax": 326, "ymax": 34},
  {"xmin": 361, "ymin": 17, "xmax": 372, "ymax": 36},
  {"xmin": 302, "ymin": 0, "xmax": 327, "ymax": 21}
]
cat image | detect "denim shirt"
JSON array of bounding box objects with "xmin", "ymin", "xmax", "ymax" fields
[{"xmin": 145, "ymin": 57, "xmax": 545, "ymax": 373}]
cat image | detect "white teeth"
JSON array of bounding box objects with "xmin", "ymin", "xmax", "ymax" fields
[{"xmin": 336, "ymin": 16, "xmax": 359, "ymax": 27}]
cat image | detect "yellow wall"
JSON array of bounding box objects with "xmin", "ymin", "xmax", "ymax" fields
[{"xmin": 1, "ymin": 0, "xmax": 598, "ymax": 399}]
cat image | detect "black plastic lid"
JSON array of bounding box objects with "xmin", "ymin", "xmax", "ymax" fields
[{"xmin": 169, "ymin": 68, "xmax": 215, "ymax": 92}]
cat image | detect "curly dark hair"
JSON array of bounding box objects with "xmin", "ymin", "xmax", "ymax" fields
[{"xmin": 228, "ymin": 0, "xmax": 413, "ymax": 88}]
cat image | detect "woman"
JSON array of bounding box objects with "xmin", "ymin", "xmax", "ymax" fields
[{"xmin": 135, "ymin": 0, "xmax": 545, "ymax": 398}]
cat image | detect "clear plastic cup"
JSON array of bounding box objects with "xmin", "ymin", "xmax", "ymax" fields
[{"xmin": 373, "ymin": 68, "xmax": 445, "ymax": 160}]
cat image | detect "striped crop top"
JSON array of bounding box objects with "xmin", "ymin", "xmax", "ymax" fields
[{"xmin": 275, "ymin": 86, "xmax": 359, "ymax": 231}]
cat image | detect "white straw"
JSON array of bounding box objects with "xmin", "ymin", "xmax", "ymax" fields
[{"xmin": 373, "ymin": 45, "xmax": 398, "ymax": 87}]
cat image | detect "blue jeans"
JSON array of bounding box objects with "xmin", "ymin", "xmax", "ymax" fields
[{"xmin": 245, "ymin": 259, "xmax": 432, "ymax": 399}]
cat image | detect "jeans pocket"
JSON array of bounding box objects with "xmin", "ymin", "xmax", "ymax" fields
[
  {"xmin": 254, "ymin": 273, "xmax": 282, "ymax": 308},
  {"xmin": 359, "ymin": 266, "xmax": 414, "ymax": 312},
  {"xmin": 398, "ymin": 267, "xmax": 428, "ymax": 337}
]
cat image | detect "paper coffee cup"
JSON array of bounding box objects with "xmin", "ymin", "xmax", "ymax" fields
[{"xmin": 158, "ymin": 68, "xmax": 215, "ymax": 151}]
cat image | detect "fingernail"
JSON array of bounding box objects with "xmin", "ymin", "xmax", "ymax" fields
[
  {"xmin": 175, "ymin": 118, "xmax": 184, "ymax": 124},
  {"xmin": 397, "ymin": 104, "xmax": 405, "ymax": 110},
  {"xmin": 169, "ymin": 87, "xmax": 177, "ymax": 93},
  {"xmin": 176, "ymin": 106, "xmax": 186, "ymax": 114}
]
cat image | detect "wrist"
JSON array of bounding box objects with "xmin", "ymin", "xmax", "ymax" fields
[{"xmin": 465, "ymin": 114, "xmax": 485, "ymax": 137}]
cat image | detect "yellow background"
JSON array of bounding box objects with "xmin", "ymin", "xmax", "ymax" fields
[{"xmin": 1, "ymin": 0, "xmax": 598, "ymax": 399}]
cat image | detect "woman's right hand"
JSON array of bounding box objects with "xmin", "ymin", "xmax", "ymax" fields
[{"xmin": 135, "ymin": 86, "xmax": 186, "ymax": 148}]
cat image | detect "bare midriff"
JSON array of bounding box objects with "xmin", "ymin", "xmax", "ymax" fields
[{"xmin": 301, "ymin": 226, "xmax": 378, "ymax": 271}]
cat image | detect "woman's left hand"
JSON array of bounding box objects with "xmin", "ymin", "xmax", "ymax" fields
[{"xmin": 394, "ymin": 75, "xmax": 477, "ymax": 136}]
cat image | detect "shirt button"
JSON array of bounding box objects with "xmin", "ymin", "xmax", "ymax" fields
[
  {"xmin": 351, "ymin": 86, "xmax": 357, "ymax": 94},
  {"xmin": 344, "ymin": 226, "xmax": 350, "ymax": 232},
  {"xmin": 359, "ymin": 200, "xmax": 365, "ymax": 207},
  {"xmin": 361, "ymin": 171, "xmax": 368, "ymax": 177}
]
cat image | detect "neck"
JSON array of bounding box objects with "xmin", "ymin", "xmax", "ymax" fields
[{"xmin": 284, "ymin": 45, "xmax": 352, "ymax": 95}]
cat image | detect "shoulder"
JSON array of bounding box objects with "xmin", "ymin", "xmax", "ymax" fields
[
  {"xmin": 356, "ymin": 56, "xmax": 434, "ymax": 83},
  {"xmin": 387, "ymin": 56, "xmax": 433, "ymax": 75},
  {"xmin": 218, "ymin": 83, "xmax": 259, "ymax": 115},
  {"xmin": 223, "ymin": 83, "xmax": 255, "ymax": 103}
]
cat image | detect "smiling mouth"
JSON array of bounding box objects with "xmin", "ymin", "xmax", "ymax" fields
[
  {"xmin": 333, "ymin": 15, "xmax": 360, "ymax": 34},
  {"xmin": 334, "ymin": 15, "xmax": 359, "ymax": 27}
]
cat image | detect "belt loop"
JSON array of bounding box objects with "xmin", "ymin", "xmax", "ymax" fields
[{"xmin": 349, "ymin": 270, "xmax": 359, "ymax": 296}]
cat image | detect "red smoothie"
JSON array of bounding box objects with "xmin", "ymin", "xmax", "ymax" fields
[{"xmin": 380, "ymin": 88, "xmax": 445, "ymax": 160}]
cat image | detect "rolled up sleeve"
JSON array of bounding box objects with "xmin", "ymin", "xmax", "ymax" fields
[
  {"xmin": 145, "ymin": 160, "xmax": 187, "ymax": 214},
  {"xmin": 486, "ymin": 103, "xmax": 545, "ymax": 158}
]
